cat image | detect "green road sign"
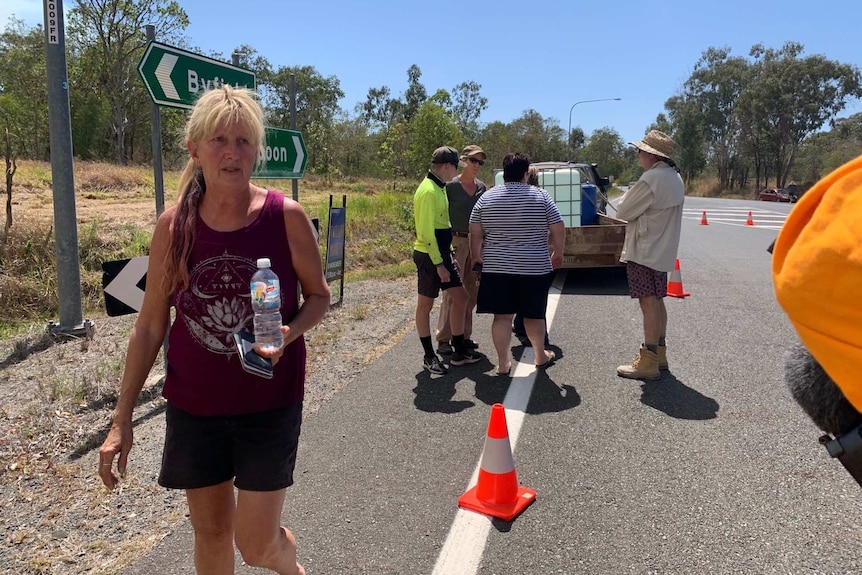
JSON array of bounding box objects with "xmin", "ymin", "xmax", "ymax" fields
[
  {"xmin": 138, "ymin": 41, "xmax": 255, "ymax": 109},
  {"xmin": 254, "ymin": 127, "xmax": 308, "ymax": 179}
]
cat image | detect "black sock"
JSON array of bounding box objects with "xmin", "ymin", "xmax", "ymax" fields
[
  {"xmin": 452, "ymin": 334, "xmax": 466, "ymax": 355},
  {"xmin": 658, "ymin": 336, "xmax": 666, "ymax": 346},
  {"xmin": 420, "ymin": 336, "xmax": 435, "ymax": 357},
  {"xmin": 645, "ymin": 343, "xmax": 658, "ymax": 354}
]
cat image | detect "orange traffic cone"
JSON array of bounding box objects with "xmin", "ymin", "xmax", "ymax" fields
[
  {"xmin": 745, "ymin": 211, "xmax": 754, "ymax": 226},
  {"xmin": 667, "ymin": 258, "xmax": 691, "ymax": 298},
  {"xmin": 700, "ymin": 211, "xmax": 709, "ymax": 225},
  {"xmin": 458, "ymin": 403, "xmax": 536, "ymax": 521}
]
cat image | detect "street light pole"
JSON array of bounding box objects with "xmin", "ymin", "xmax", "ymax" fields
[{"xmin": 567, "ymin": 98, "xmax": 622, "ymax": 162}]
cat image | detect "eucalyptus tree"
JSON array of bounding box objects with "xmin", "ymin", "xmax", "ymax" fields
[
  {"xmin": 67, "ymin": 0, "xmax": 188, "ymax": 164},
  {"xmin": 362, "ymin": 86, "xmax": 402, "ymax": 131},
  {"xmin": 478, "ymin": 120, "xmax": 515, "ymax": 174},
  {"xmin": 795, "ymin": 113, "xmax": 862, "ymax": 185},
  {"xmin": 662, "ymin": 98, "xmax": 707, "ymax": 185},
  {"xmin": 0, "ymin": 19, "xmax": 48, "ymax": 159},
  {"xmin": 382, "ymin": 100, "xmax": 462, "ymax": 178},
  {"xmin": 332, "ymin": 112, "xmax": 386, "ymax": 178},
  {"xmin": 402, "ymin": 64, "xmax": 427, "ymax": 123},
  {"xmin": 449, "ymin": 80, "xmax": 488, "ymax": 140},
  {"xmin": 682, "ymin": 47, "xmax": 751, "ymax": 188},
  {"xmin": 508, "ymin": 109, "xmax": 566, "ymax": 162},
  {"xmin": 582, "ymin": 127, "xmax": 626, "ymax": 179},
  {"xmin": 743, "ymin": 42, "xmax": 862, "ymax": 187},
  {"xmin": 258, "ymin": 64, "xmax": 344, "ymax": 173},
  {"xmin": 568, "ymin": 126, "xmax": 586, "ymax": 159}
]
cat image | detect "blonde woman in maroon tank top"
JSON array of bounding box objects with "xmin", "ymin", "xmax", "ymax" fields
[{"xmin": 97, "ymin": 86, "xmax": 329, "ymax": 575}]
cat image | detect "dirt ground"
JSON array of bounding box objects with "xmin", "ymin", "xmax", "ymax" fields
[{"xmin": 0, "ymin": 276, "xmax": 417, "ymax": 574}]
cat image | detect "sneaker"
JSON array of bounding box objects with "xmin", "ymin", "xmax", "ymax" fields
[
  {"xmin": 463, "ymin": 339, "xmax": 479, "ymax": 350},
  {"xmin": 423, "ymin": 355, "xmax": 448, "ymax": 375},
  {"xmin": 450, "ymin": 350, "xmax": 482, "ymax": 366},
  {"xmin": 437, "ymin": 341, "xmax": 453, "ymax": 355}
]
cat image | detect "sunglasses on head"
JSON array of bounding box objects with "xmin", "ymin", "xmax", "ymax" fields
[{"xmin": 468, "ymin": 157, "xmax": 485, "ymax": 166}]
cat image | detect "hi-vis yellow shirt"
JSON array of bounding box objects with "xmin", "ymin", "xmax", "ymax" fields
[
  {"xmin": 773, "ymin": 154, "xmax": 862, "ymax": 412},
  {"xmin": 413, "ymin": 174, "xmax": 451, "ymax": 265}
]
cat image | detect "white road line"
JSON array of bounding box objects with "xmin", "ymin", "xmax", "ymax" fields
[{"xmin": 431, "ymin": 270, "xmax": 567, "ymax": 575}]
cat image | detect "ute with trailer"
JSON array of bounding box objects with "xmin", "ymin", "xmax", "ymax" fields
[{"xmin": 493, "ymin": 162, "xmax": 627, "ymax": 268}]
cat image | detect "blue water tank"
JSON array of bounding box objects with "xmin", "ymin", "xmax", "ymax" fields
[{"xmin": 581, "ymin": 184, "xmax": 599, "ymax": 225}]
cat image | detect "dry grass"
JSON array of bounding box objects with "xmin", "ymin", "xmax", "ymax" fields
[
  {"xmin": 685, "ymin": 176, "xmax": 757, "ymax": 199},
  {"xmin": 0, "ymin": 160, "xmax": 417, "ymax": 335}
]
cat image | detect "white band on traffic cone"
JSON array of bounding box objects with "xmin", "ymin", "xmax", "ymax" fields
[{"xmin": 479, "ymin": 437, "xmax": 515, "ymax": 475}]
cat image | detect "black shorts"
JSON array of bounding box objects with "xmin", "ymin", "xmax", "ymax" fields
[
  {"xmin": 476, "ymin": 272, "xmax": 552, "ymax": 318},
  {"xmin": 158, "ymin": 402, "xmax": 302, "ymax": 492},
  {"xmin": 413, "ymin": 249, "xmax": 462, "ymax": 298}
]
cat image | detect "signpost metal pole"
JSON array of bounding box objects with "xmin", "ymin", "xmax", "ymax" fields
[
  {"xmin": 146, "ymin": 26, "xmax": 165, "ymax": 216},
  {"xmin": 290, "ymin": 73, "xmax": 298, "ymax": 201},
  {"xmin": 44, "ymin": 0, "xmax": 91, "ymax": 337}
]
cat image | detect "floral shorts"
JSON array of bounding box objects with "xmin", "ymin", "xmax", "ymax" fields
[{"xmin": 626, "ymin": 261, "xmax": 667, "ymax": 298}]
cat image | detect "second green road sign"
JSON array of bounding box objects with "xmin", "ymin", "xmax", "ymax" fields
[
  {"xmin": 138, "ymin": 41, "xmax": 255, "ymax": 109},
  {"xmin": 255, "ymin": 127, "xmax": 308, "ymax": 179}
]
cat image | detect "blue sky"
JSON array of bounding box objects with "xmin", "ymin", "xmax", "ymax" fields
[{"xmin": 4, "ymin": 0, "xmax": 862, "ymax": 145}]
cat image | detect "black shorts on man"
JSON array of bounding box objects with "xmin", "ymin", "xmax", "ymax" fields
[{"xmin": 413, "ymin": 249, "xmax": 463, "ymax": 298}]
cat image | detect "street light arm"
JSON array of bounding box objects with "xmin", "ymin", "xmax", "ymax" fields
[{"xmin": 567, "ymin": 97, "xmax": 622, "ymax": 162}]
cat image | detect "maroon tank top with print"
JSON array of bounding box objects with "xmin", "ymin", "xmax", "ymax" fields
[{"xmin": 162, "ymin": 190, "xmax": 305, "ymax": 416}]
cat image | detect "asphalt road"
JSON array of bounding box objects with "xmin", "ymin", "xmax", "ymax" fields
[{"xmin": 123, "ymin": 197, "xmax": 861, "ymax": 575}]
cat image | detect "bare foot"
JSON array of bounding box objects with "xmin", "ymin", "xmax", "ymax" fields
[{"xmin": 296, "ymin": 563, "xmax": 306, "ymax": 575}]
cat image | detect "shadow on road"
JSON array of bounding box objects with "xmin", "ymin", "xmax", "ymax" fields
[
  {"xmin": 412, "ymin": 368, "xmax": 480, "ymax": 414},
  {"xmin": 411, "ymin": 345, "xmax": 581, "ymax": 416},
  {"xmin": 639, "ymin": 373, "xmax": 719, "ymax": 420},
  {"xmin": 561, "ymin": 267, "xmax": 629, "ymax": 296}
]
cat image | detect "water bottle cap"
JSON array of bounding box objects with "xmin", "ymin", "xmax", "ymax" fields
[{"xmin": 256, "ymin": 258, "xmax": 271, "ymax": 268}]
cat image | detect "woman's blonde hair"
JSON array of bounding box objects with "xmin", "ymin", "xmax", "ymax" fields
[{"xmin": 165, "ymin": 86, "xmax": 266, "ymax": 292}]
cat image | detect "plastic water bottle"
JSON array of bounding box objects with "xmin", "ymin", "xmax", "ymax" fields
[{"xmin": 250, "ymin": 258, "xmax": 283, "ymax": 351}]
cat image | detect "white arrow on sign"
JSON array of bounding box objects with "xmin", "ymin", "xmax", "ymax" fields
[
  {"xmin": 105, "ymin": 256, "xmax": 149, "ymax": 312},
  {"xmin": 155, "ymin": 53, "xmax": 180, "ymax": 100},
  {"xmin": 292, "ymin": 135, "xmax": 305, "ymax": 173}
]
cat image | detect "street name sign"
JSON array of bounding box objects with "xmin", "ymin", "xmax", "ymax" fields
[
  {"xmin": 254, "ymin": 127, "xmax": 308, "ymax": 179},
  {"xmin": 138, "ymin": 42, "xmax": 255, "ymax": 110}
]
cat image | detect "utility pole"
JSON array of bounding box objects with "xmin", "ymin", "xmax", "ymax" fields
[{"xmin": 44, "ymin": 0, "xmax": 93, "ymax": 338}]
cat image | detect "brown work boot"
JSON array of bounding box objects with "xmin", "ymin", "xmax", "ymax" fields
[
  {"xmin": 617, "ymin": 344, "xmax": 661, "ymax": 380},
  {"xmin": 658, "ymin": 344, "xmax": 668, "ymax": 371}
]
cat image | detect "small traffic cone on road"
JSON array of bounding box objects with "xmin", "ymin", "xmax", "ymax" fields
[
  {"xmin": 457, "ymin": 403, "xmax": 536, "ymax": 521},
  {"xmin": 700, "ymin": 211, "xmax": 709, "ymax": 225},
  {"xmin": 666, "ymin": 259, "xmax": 691, "ymax": 298},
  {"xmin": 745, "ymin": 211, "xmax": 754, "ymax": 226}
]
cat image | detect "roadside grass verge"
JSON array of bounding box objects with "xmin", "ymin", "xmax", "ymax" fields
[{"xmin": 0, "ymin": 160, "xmax": 417, "ymax": 338}]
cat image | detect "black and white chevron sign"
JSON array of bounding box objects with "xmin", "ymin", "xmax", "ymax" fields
[{"xmin": 101, "ymin": 257, "xmax": 149, "ymax": 317}]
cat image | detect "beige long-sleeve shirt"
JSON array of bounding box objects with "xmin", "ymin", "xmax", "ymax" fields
[{"xmin": 615, "ymin": 161, "xmax": 685, "ymax": 272}]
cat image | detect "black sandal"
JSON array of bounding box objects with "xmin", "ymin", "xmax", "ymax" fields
[{"xmin": 536, "ymin": 350, "xmax": 556, "ymax": 369}]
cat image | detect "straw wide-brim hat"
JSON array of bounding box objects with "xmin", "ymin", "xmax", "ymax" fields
[{"xmin": 630, "ymin": 130, "xmax": 675, "ymax": 161}]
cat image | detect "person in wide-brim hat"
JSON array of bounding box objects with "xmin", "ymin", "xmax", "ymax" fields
[
  {"xmin": 614, "ymin": 129, "xmax": 685, "ymax": 380},
  {"xmin": 630, "ymin": 129, "xmax": 675, "ymax": 162}
]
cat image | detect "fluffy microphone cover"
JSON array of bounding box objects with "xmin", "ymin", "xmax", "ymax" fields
[
  {"xmin": 785, "ymin": 342, "xmax": 862, "ymax": 435},
  {"xmin": 772, "ymin": 154, "xmax": 862, "ymax": 413}
]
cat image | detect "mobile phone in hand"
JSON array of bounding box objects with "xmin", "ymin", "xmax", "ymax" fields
[
  {"xmin": 233, "ymin": 330, "xmax": 274, "ymax": 379},
  {"xmin": 472, "ymin": 263, "xmax": 483, "ymax": 273}
]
